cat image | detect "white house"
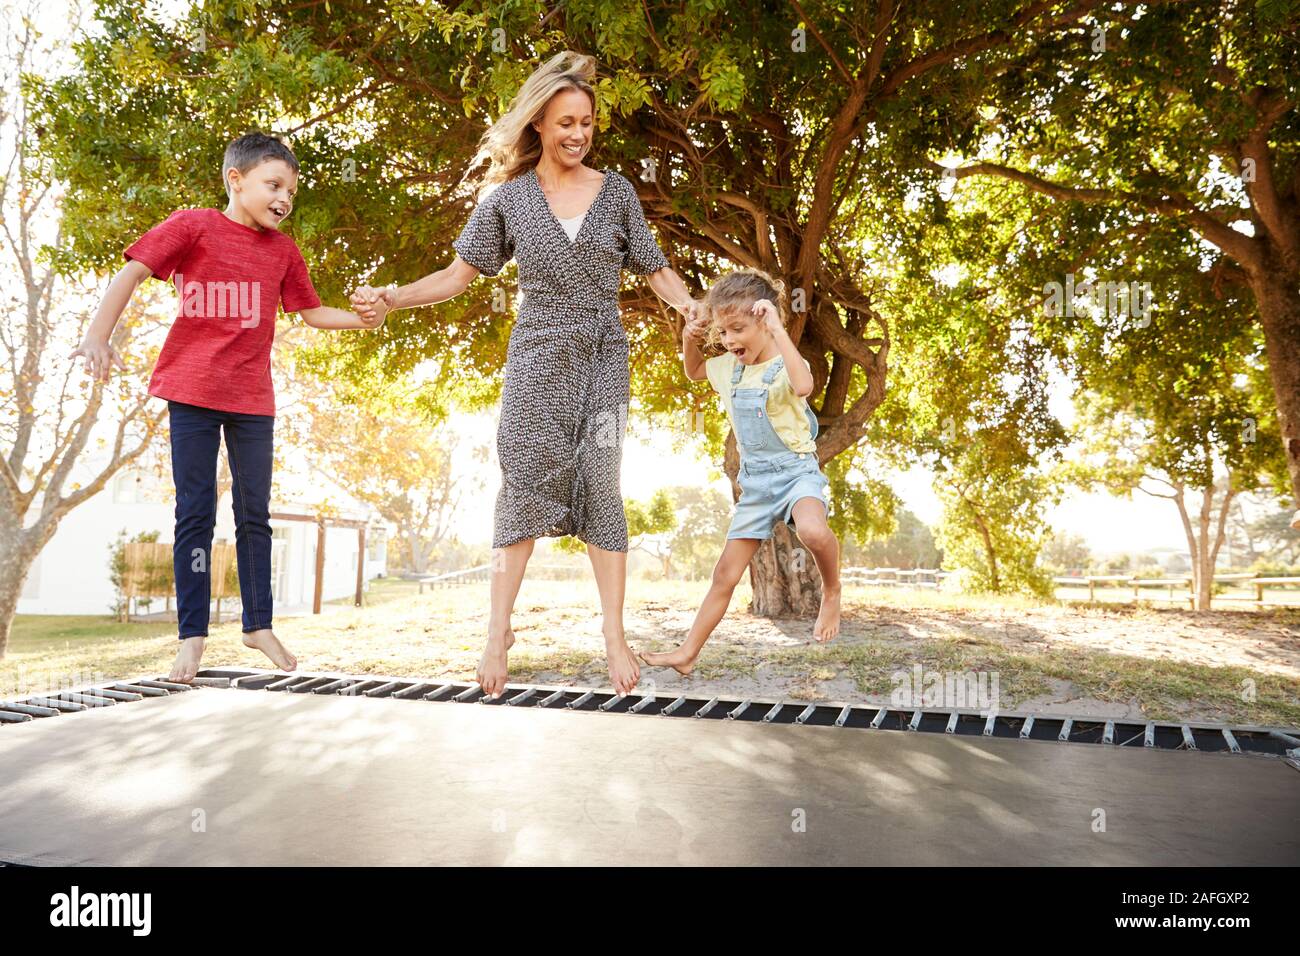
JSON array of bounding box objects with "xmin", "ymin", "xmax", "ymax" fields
[{"xmin": 18, "ymin": 465, "xmax": 388, "ymax": 618}]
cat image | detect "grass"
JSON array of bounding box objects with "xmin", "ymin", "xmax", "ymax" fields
[{"xmin": 3, "ymin": 575, "xmax": 1297, "ymax": 727}]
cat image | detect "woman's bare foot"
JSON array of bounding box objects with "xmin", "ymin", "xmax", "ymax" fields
[
  {"xmin": 242, "ymin": 628, "xmax": 297, "ymax": 672},
  {"xmin": 637, "ymin": 645, "xmax": 699, "ymax": 677},
  {"xmin": 477, "ymin": 627, "xmax": 515, "ymax": 699},
  {"xmin": 169, "ymin": 637, "xmax": 206, "ymax": 683},
  {"xmin": 604, "ymin": 628, "xmax": 640, "ymax": 696},
  {"xmin": 813, "ymin": 585, "xmax": 841, "ymax": 643}
]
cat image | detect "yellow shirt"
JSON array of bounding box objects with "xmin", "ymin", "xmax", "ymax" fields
[{"xmin": 704, "ymin": 352, "xmax": 817, "ymax": 454}]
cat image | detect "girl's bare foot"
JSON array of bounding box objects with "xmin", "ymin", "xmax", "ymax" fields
[
  {"xmin": 637, "ymin": 646, "xmax": 699, "ymax": 677},
  {"xmin": 477, "ymin": 628, "xmax": 515, "ymax": 699},
  {"xmin": 603, "ymin": 628, "xmax": 640, "ymax": 696},
  {"xmin": 813, "ymin": 585, "xmax": 841, "ymax": 643},
  {"xmin": 169, "ymin": 637, "xmax": 206, "ymax": 683},
  {"xmin": 242, "ymin": 628, "xmax": 297, "ymax": 672}
]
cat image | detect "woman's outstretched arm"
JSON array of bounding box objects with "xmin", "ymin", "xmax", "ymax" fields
[
  {"xmin": 351, "ymin": 255, "xmax": 481, "ymax": 320},
  {"xmin": 645, "ymin": 266, "xmax": 698, "ymax": 317}
]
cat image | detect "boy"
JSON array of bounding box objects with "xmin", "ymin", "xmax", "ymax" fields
[
  {"xmin": 71, "ymin": 132, "xmax": 388, "ymax": 683},
  {"xmin": 640, "ymin": 268, "xmax": 841, "ymax": 676}
]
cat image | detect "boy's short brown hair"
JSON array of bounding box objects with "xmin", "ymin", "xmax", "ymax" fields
[
  {"xmin": 702, "ymin": 267, "xmax": 789, "ymax": 350},
  {"xmin": 221, "ymin": 132, "xmax": 300, "ymax": 197}
]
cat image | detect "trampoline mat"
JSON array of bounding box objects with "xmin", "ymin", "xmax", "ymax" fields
[{"xmin": 1, "ymin": 688, "xmax": 1297, "ymax": 866}]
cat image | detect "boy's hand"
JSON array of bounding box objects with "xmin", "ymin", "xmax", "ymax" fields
[
  {"xmin": 351, "ymin": 284, "xmax": 395, "ymax": 323},
  {"xmin": 751, "ymin": 297, "xmax": 781, "ymax": 332},
  {"xmin": 70, "ymin": 338, "xmax": 127, "ymax": 383}
]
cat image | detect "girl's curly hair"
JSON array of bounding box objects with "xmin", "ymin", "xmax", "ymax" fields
[{"xmin": 701, "ymin": 267, "xmax": 789, "ymax": 351}]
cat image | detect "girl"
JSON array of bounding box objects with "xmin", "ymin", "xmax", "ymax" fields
[{"xmin": 640, "ymin": 268, "xmax": 841, "ymax": 676}]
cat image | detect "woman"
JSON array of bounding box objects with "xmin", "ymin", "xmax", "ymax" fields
[{"xmin": 352, "ymin": 52, "xmax": 699, "ymax": 699}]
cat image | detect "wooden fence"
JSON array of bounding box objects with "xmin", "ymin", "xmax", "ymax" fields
[
  {"xmin": 1052, "ymin": 573, "xmax": 1300, "ymax": 609},
  {"xmin": 120, "ymin": 541, "xmax": 238, "ymax": 622}
]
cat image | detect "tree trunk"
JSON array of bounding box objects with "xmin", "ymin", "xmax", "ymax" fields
[
  {"xmin": 1251, "ymin": 273, "xmax": 1300, "ymax": 529},
  {"xmin": 0, "ymin": 541, "xmax": 35, "ymax": 660},
  {"xmin": 748, "ymin": 521, "xmax": 822, "ymax": 617}
]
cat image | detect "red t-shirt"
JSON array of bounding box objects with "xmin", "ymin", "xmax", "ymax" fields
[{"xmin": 124, "ymin": 208, "xmax": 322, "ymax": 416}]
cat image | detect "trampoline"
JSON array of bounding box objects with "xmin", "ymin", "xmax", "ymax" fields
[{"xmin": 1, "ymin": 668, "xmax": 1297, "ymax": 866}]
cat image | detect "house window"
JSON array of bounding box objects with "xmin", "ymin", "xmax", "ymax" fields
[{"xmin": 112, "ymin": 471, "xmax": 141, "ymax": 504}]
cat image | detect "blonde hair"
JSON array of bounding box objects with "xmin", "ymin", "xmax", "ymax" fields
[
  {"xmin": 702, "ymin": 267, "xmax": 790, "ymax": 350},
  {"xmin": 461, "ymin": 51, "xmax": 599, "ymax": 198}
]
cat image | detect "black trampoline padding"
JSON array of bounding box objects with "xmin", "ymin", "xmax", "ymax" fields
[{"xmin": 0, "ymin": 688, "xmax": 1297, "ymax": 865}]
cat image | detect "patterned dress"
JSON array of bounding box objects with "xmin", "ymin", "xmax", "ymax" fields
[{"xmin": 452, "ymin": 165, "xmax": 670, "ymax": 552}]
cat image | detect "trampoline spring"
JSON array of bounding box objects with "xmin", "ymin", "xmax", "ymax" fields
[
  {"xmin": 189, "ymin": 677, "xmax": 231, "ymax": 688},
  {"xmin": 1180, "ymin": 725, "xmax": 1197, "ymax": 751},
  {"xmin": 694, "ymin": 697, "xmax": 719, "ymax": 718},
  {"xmin": 25, "ymin": 697, "xmax": 85, "ymax": 713},
  {"xmin": 1058, "ymin": 718, "xmax": 1073, "ymax": 742},
  {"xmin": 1222, "ymin": 729, "xmax": 1242, "ymax": 754},
  {"xmin": 1268, "ymin": 729, "xmax": 1300, "ymax": 749},
  {"xmin": 946, "ymin": 712, "xmax": 959, "ymax": 735},
  {"xmin": 1103, "ymin": 721, "xmax": 1116, "ymax": 745},
  {"xmin": 506, "ymin": 689, "xmax": 536, "ymax": 706},
  {"xmin": 394, "ymin": 684, "xmax": 437, "ymax": 700},
  {"xmin": 64, "ymin": 693, "xmax": 116, "ymax": 708},
  {"xmin": 598, "ymin": 694, "xmax": 625, "ymax": 712},
  {"xmin": 1144, "ymin": 723, "xmax": 1156, "ymax": 748},
  {"xmin": 834, "ymin": 705, "xmax": 853, "ymax": 727},
  {"xmin": 311, "ymin": 679, "xmax": 355, "ymax": 696},
  {"xmin": 907, "ymin": 710, "xmax": 923, "ymax": 732},
  {"xmin": 264, "ymin": 676, "xmax": 303, "ymax": 692},
  {"xmin": 869, "ymin": 707, "xmax": 888, "ymax": 729},
  {"xmin": 138, "ymin": 679, "xmax": 193, "ymax": 693},
  {"xmin": 113, "ymin": 683, "xmax": 168, "ymax": 697},
  {"xmin": 726, "ymin": 700, "xmax": 751, "ymax": 720},
  {"xmin": 1019, "ymin": 716, "xmax": 1035, "ymax": 739},
  {"xmin": 364, "ymin": 681, "xmax": 401, "ymax": 698},
  {"xmin": 982, "ymin": 712, "xmax": 998, "ymax": 736},
  {"xmin": 1, "ymin": 702, "xmax": 61, "ymax": 718},
  {"xmin": 92, "ymin": 688, "xmax": 144, "ymax": 702},
  {"xmin": 452, "ymin": 686, "xmax": 483, "ymax": 703},
  {"xmin": 0, "ymin": 711, "xmax": 32, "ymax": 723},
  {"xmin": 338, "ymin": 682, "xmax": 378, "ymax": 697},
  {"xmin": 630, "ymin": 696, "xmax": 656, "ymax": 714},
  {"xmin": 423, "ymin": 685, "xmax": 456, "ymax": 702},
  {"xmin": 537, "ymin": 690, "xmax": 567, "ymax": 708},
  {"xmin": 568, "ymin": 691, "xmax": 596, "ymax": 710},
  {"xmin": 794, "ymin": 704, "xmax": 816, "ymax": 725},
  {"xmin": 288, "ymin": 678, "xmax": 335, "ymax": 694},
  {"xmin": 761, "ymin": 702, "xmax": 783, "ymax": 723},
  {"xmin": 660, "ymin": 696, "xmax": 687, "ymax": 716}
]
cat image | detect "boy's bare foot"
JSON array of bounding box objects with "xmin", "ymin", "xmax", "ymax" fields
[
  {"xmin": 477, "ymin": 627, "xmax": 515, "ymax": 699},
  {"xmin": 242, "ymin": 628, "xmax": 297, "ymax": 672},
  {"xmin": 604, "ymin": 627, "xmax": 640, "ymax": 696},
  {"xmin": 169, "ymin": 637, "xmax": 206, "ymax": 683},
  {"xmin": 637, "ymin": 645, "xmax": 699, "ymax": 677},
  {"xmin": 813, "ymin": 585, "xmax": 841, "ymax": 643}
]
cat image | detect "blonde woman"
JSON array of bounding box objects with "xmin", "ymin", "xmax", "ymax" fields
[{"xmin": 353, "ymin": 52, "xmax": 699, "ymax": 699}]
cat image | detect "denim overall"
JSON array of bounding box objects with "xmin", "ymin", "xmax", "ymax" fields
[{"xmin": 727, "ymin": 355, "xmax": 831, "ymax": 540}]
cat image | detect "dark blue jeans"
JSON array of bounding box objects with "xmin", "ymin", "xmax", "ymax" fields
[{"xmin": 168, "ymin": 400, "xmax": 275, "ymax": 639}]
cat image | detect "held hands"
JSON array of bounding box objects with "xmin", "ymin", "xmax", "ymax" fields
[
  {"xmin": 681, "ymin": 299, "xmax": 709, "ymax": 344},
  {"xmin": 70, "ymin": 338, "xmax": 127, "ymax": 383},
  {"xmin": 350, "ymin": 284, "xmax": 396, "ymax": 326}
]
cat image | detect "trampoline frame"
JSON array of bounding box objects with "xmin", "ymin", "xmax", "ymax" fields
[{"xmin": 4, "ymin": 665, "xmax": 1299, "ymax": 766}]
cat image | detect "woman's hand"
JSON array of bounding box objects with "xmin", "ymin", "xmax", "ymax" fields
[
  {"xmin": 70, "ymin": 337, "xmax": 127, "ymax": 383},
  {"xmin": 682, "ymin": 300, "xmax": 709, "ymax": 344}
]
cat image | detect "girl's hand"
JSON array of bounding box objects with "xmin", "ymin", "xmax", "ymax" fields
[
  {"xmin": 683, "ymin": 301, "xmax": 709, "ymax": 343},
  {"xmin": 751, "ymin": 297, "xmax": 781, "ymax": 332},
  {"xmin": 70, "ymin": 338, "xmax": 127, "ymax": 383}
]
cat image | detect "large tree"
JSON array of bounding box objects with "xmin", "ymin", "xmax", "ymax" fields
[
  {"xmin": 31, "ymin": 0, "xmax": 1131, "ymax": 614},
  {"xmin": 933, "ymin": 0, "xmax": 1300, "ymax": 528}
]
